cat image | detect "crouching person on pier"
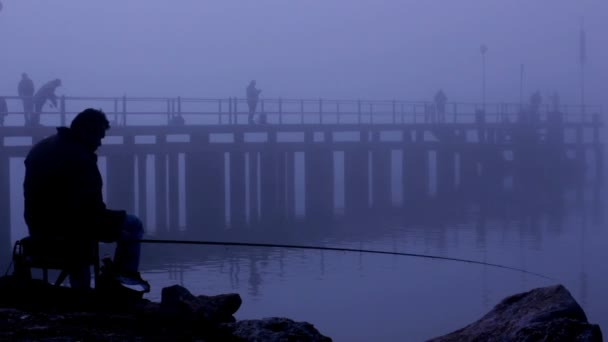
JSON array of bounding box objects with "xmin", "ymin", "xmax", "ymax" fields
[{"xmin": 23, "ymin": 108, "xmax": 148, "ymax": 290}]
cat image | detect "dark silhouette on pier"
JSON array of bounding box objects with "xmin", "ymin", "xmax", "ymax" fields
[
  {"xmin": 32, "ymin": 78, "xmax": 61, "ymax": 126},
  {"xmin": 18, "ymin": 73, "xmax": 35, "ymax": 125},
  {"xmin": 23, "ymin": 108, "xmax": 146, "ymax": 289},
  {"xmin": 247, "ymin": 80, "xmax": 262, "ymax": 124},
  {"xmin": 434, "ymin": 89, "xmax": 447, "ymax": 122}
]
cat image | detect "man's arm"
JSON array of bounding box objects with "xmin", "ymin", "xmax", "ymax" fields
[
  {"xmin": 49, "ymin": 92, "xmax": 58, "ymax": 108},
  {"xmin": 72, "ymin": 156, "xmax": 125, "ymax": 241}
]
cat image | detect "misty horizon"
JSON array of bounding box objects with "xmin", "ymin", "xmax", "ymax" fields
[{"xmin": 0, "ymin": 1, "xmax": 606, "ymax": 108}]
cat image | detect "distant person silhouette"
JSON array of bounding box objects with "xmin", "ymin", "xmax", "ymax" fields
[
  {"xmin": 246, "ymin": 80, "xmax": 262, "ymax": 124},
  {"xmin": 18, "ymin": 73, "xmax": 35, "ymax": 126},
  {"xmin": 0, "ymin": 97, "xmax": 7, "ymax": 126},
  {"xmin": 23, "ymin": 108, "xmax": 148, "ymax": 290},
  {"xmin": 434, "ymin": 89, "xmax": 447, "ymax": 122},
  {"xmin": 32, "ymin": 78, "xmax": 61, "ymax": 126}
]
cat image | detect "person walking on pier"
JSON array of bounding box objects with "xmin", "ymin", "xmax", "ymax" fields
[
  {"xmin": 18, "ymin": 73, "xmax": 35, "ymax": 126},
  {"xmin": 434, "ymin": 89, "xmax": 447, "ymax": 122},
  {"xmin": 31, "ymin": 78, "xmax": 61, "ymax": 126},
  {"xmin": 247, "ymin": 80, "xmax": 262, "ymax": 124},
  {"xmin": 23, "ymin": 108, "xmax": 148, "ymax": 290},
  {"xmin": 0, "ymin": 97, "xmax": 7, "ymax": 126}
]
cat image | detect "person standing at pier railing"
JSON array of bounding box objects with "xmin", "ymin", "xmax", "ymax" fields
[
  {"xmin": 31, "ymin": 78, "xmax": 61, "ymax": 126},
  {"xmin": 18, "ymin": 73, "xmax": 35, "ymax": 126},
  {"xmin": 434, "ymin": 89, "xmax": 447, "ymax": 122},
  {"xmin": 247, "ymin": 80, "xmax": 262, "ymax": 124}
]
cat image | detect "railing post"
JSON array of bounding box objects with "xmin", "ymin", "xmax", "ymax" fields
[
  {"xmin": 177, "ymin": 96, "xmax": 182, "ymax": 117},
  {"xmin": 336, "ymin": 102, "xmax": 341, "ymax": 124},
  {"xmin": 369, "ymin": 103, "xmax": 373, "ymax": 124},
  {"xmin": 234, "ymin": 97, "xmax": 238, "ymax": 124},
  {"xmin": 357, "ymin": 100, "xmax": 362, "ymax": 124},
  {"xmin": 60, "ymin": 96, "xmax": 66, "ymax": 126},
  {"xmin": 166, "ymin": 98, "xmax": 171, "ymax": 125},
  {"xmin": 319, "ymin": 98, "xmax": 323, "ymax": 124},
  {"xmin": 300, "ymin": 99, "xmax": 304, "ymax": 124},
  {"xmin": 218, "ymin": 99, "xmax": 223, "ymax": 124},
  {"xmin": 392, "ymin": 100, "xmax": 396, "ymax": 124},
  {"xmin": 279, "ymin": 97, "xmax": 283, "ymax": 124},
  {"xmin": 122, "ymin": 95, "xmax": 127, "ymax": 126},
  {"xmin": 228, "ymin": 97, "xmax": 233, "ymax": 124},
  {"xmin": 113, "ymin": 98, "xmax": 119, "ymax": 126},
  {"xmin": 260, "ymin": 99, "xmax": 265, "ymax": 124}
]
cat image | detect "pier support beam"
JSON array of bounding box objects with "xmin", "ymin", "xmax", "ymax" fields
[
  {"xmin": 155, "ymin": 151, "xmax": 168, "ymax": 234},
  {"xmin": 305, "ymin": 144, "xmax": 334, "ymax": 222},
  {"xmin": 186, "ymin": 150, "xmax": 225, "ymax": 235},
  {"xmin": 260, "ymin": 145, "xmax": 287, "ymax": 228},
  {"xmin": 436, "ymin": 147, "xmax": 456, "ymax": 198},
  {"xmin": 372, "ymin": 147, "xmax": 392, "ymax": 209},
  {"xmin": 344, "ymin": 147, "xmax": 369, "ymax": 216},
  {"xmin": 0, "ymin": 153, "xmax": 10, "ymax": 267},
  {"xmin": 403, "ymin": 146, "xmax": 428, "ymax": 205},
  {"xmin": 106, "ymin": 150, "xmax": 135, "ymax": 214},
  {"xmin": 230, "ymin": 151, "xmax": 247, "ymax": 229},
  {"xmin": 248, "ymin": 152, "xmax": 259, "ymax": 226},
  {"xmin": 167, "ymin": 152, "xmax": 180, "ymax": 232},
  {"xmin": 137, "ymin": 154, "xmax": 148, "ymax": 228}
]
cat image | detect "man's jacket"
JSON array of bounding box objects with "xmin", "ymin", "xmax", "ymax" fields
[
  {"xmin": 23, "ymin": 127, "xmax": 125, "ymax": 242},
  {"xmin": 33, "ymin": 81, "xmax": 58, "ymax": 107},
  {"xmin": 18, "ymin": 79, "xmax": 35, "ymax": 97}
]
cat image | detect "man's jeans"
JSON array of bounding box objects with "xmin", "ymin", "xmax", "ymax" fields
[{"xmin": 69, "ymin": 214, "xmax": 144, "ymax": 289}]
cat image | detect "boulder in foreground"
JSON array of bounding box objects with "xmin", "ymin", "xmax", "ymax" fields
[{"xmin": 428, "ymin": 284, "xmax": 603, "ymax": 342}]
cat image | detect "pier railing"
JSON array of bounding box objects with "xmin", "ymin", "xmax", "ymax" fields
[{"xmin": 0, "ymin": 95, "xmax": 602, "ymax": 127}]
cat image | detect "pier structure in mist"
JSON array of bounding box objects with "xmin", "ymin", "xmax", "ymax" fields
[{"xmin": 0, "ymin": 96, "xmax": 603, "ymax": 247}]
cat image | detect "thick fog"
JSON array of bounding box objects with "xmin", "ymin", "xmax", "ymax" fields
[
  {"xmin": 1, "ymin": 1, "xmax": 608, "ymax": 341},
  {"xmin": 0, "ymin": 0, "xmax": 606, "ymax": 106}
]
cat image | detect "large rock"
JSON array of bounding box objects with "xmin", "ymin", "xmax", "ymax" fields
[
  {"xmin": 225, "ymin": 317, "xmax": 332, "ymax": 342},
  {"xmin": 160, "ymin": 284, "xmax": 242, "ymax": 324},
  {"xmin": 428, "ymin": 284, "xmax": 603, "ymax": 342}
]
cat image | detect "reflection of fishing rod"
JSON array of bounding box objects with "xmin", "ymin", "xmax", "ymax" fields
[{"xmin": 139, "ymin": 239, "xmax": 553, "ymax": 280}]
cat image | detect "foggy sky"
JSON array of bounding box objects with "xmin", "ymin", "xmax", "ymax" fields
[{"xmin": 0, "ymin": 0, "xmax": 606, "ymax": 107}]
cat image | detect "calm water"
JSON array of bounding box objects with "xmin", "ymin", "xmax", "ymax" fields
[
  {"xmin": 3, "ymin": 136, "xmax": 606, "ymax": 341},
  {"xmin": 124, "ymin": 194, "xmax": 606, "ymax": 342}
]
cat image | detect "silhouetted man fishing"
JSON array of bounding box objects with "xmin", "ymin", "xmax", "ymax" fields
[
  {"xmin": 18, "ymin": 73, "xmax": 35, "ymax": 126},
  {"xmin": 246, "ymin": 80, "xmax": 262, "ymax": 124},
  {"xmin": 23, "ymin": 108, "xmax": 148, "ymax": 290},
  {"xmin": 32, "ymin": 78, "xmax": 61, "ymax": 126}
]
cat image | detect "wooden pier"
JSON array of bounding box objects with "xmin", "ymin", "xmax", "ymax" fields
[{"xmin": 0, "ymin": 96, "xmax": 603, "ymax": 248}]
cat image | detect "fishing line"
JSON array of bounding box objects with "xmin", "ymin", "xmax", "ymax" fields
[{"xmin": 139, "ymin": 239, "xmax": 554, "ymax": 281}]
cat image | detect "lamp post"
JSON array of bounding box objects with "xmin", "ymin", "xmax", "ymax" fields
[
  {"xmin": 519, "ymin": 63, "xmax": 524, "ymax": 107},
  {"xmin": 480, "ymin": 44, "xmax": 488, "ymax": 111}
]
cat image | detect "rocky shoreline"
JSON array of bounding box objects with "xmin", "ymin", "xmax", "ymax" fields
[
  {"xmin": 0, "ymin": 276, "xmax": 603, "ymax": 341},
  {"xmin": 0, "ymin": 275, "xmax": 331, "ymax": 341}
]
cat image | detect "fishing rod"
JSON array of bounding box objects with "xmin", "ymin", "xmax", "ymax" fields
[{"xmin": 139, "ymin": 239, "xmax": 553, "ymax": 281}]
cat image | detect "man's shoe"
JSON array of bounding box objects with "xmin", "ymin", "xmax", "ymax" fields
[{"xmin": 116, "ymin": 272, "xmax": 151, "ymax": 293}]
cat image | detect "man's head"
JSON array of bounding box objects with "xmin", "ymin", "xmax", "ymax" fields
[
  {"xmin": 70, "ymin": 108, "xmax": 110, "ymax": 152},
  {"xmin": 250, "ymin": 80, "xmax": 256, "ymax": 86},
  {"xmin": 21, "ymin": 73, "xmax": 29, "ymax": 80},
  {"xmin": 53, "ymin": 78, "xmax": 62, "ymax": 87}
]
